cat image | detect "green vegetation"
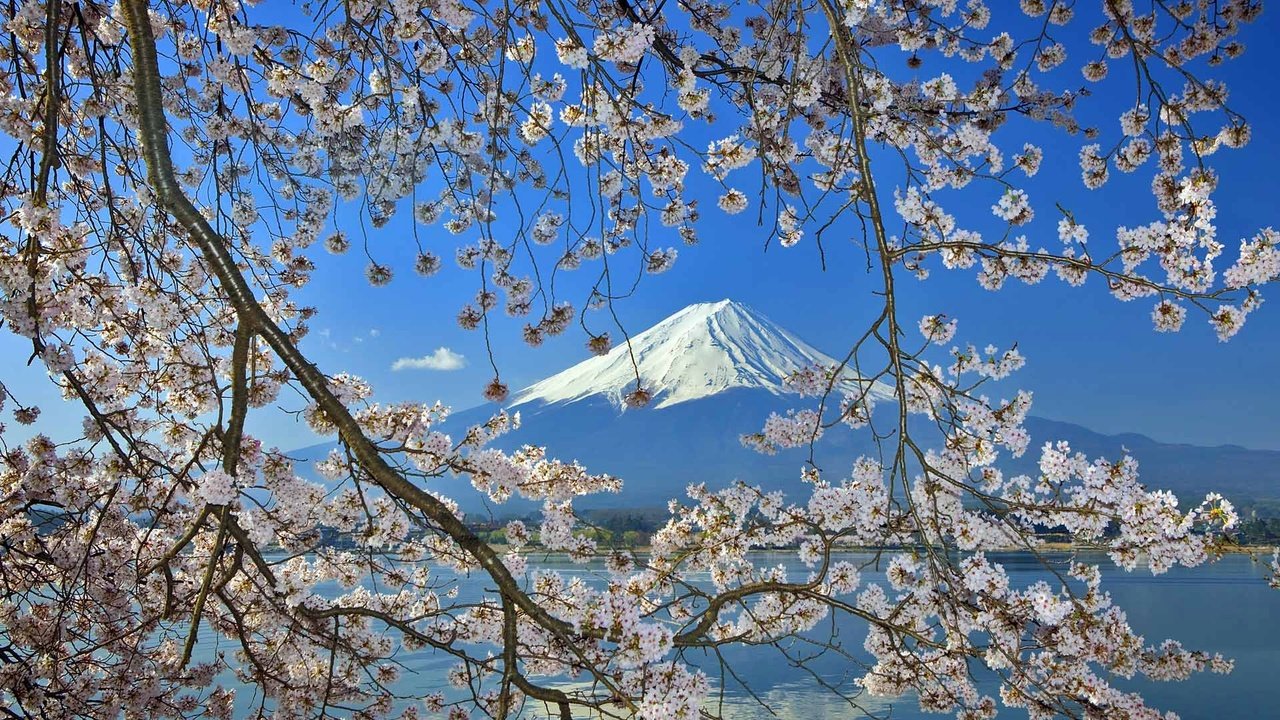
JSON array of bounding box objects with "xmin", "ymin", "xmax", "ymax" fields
[{"xmin": 467, "ymin": 507, "xmax": 668, "ymax": 548}]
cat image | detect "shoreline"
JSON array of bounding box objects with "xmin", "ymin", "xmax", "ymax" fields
[{"xmin": 483, "ymin": 542, "xmax": 1277, "ymax": 556}]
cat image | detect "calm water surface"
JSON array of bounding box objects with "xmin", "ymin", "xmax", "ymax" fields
[{"xmin": 223, "ymin": 552, "xmax": 1279, "ymax": 719}]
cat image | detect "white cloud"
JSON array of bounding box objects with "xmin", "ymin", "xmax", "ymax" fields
[{"xmin": 391, "ymin": 347, "xmax": 466, "ymax": 372}]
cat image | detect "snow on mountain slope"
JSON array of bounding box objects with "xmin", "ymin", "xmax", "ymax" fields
[{"xmin": 510, "ymin": 299, "xmax": 895, "ymax": 410}]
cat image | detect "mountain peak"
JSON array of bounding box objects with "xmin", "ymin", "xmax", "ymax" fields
[
  {"xmin": 510, "ymin": 300, "xmax": 893, "ymax": 410},
  {"xmin": 649, "ymin": 298, "xmax": 756, "ymax": 328},
  {"xmin": 695, "ymin": 298, "xmax": 735, "ymax": 311}
]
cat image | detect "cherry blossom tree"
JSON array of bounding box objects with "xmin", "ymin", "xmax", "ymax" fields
[{"xmin": 0, "ymin": 0, "xmax": 1276, "ymax": 719}]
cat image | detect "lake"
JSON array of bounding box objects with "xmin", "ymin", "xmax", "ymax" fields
[{"xmin": 217, "ymin": 551, "xmax": 1278, "ymax": 719}]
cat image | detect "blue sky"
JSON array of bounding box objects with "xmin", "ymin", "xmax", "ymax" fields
[
  {"xmin": 4, "ymin": 10, "xmax": 1279, "ymax": 454},
  {"xmin": 291, "ymin": 164, "xmax": 1280, "ymax": 452},
  {"xmin": 283, "ymin": 17, "xmax": 1280, "ymax": 453},
  {"xmin": 277, "ymin": 19, "xmax": 1280, "ymax": 456}
]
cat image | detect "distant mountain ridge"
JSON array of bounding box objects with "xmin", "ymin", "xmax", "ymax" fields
[{"xmin": 293, "ymin": 300, "xmax": 1280, "ymax": 512}]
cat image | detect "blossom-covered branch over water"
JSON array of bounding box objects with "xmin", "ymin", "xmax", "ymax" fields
[{"xmin": 0, "ymin": 0, "xmax": 1276, "ymax": 718}]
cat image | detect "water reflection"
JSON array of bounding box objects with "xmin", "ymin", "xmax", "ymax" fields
[{"xmin": 220, "ymin": 552, "xmax": 1278, "ymax": 719}]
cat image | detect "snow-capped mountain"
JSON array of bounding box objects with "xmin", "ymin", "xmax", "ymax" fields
[{"xmin": 511, "ymin": 299, "xmax": 894, "ymax": 410}]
